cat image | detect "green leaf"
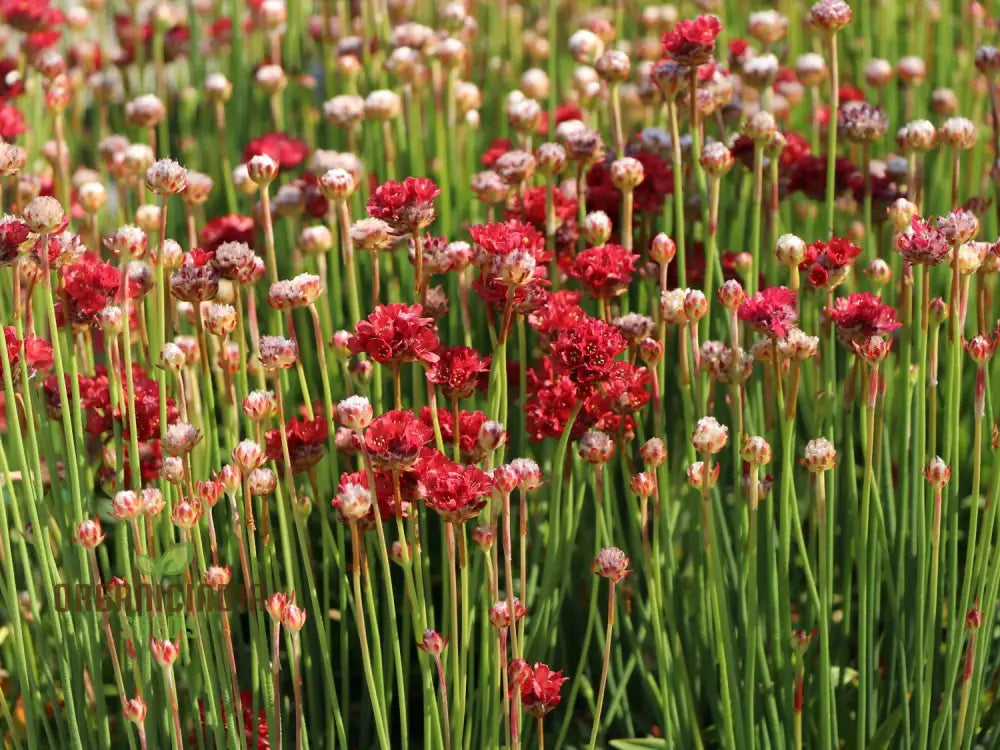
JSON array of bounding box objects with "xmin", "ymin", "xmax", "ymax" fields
[
  {"xmin": 134, "ymin": 555, "xmax": 156, "ymax": 577},
  {"xmin": 609, "ymin": 740, "xmax": 668, "ymax": 750},
  {"xmin": 157, "ymin": 543, "xmax": 193, "ymax": 578},
  {"xmin": 868, "ymin": 701, "xmax": 907, "ymax": 750}
]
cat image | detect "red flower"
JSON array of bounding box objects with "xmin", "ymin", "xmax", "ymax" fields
[
  {"xmin": 348, "ymin": 303, "xmax": 441, "ymax": 366},
  {"xmin": 0, "ymin": 216, "xmax": 28, "ymax": 265},
  {"xmin": 243, "ymin": 132, "xmax": 309, "ymax": 170},
  {"xmin": 59, "ymin": 365, "xmax": 177, "ymax": 442},
  {"xmin": 800, "ymin": 236, "xmax": 862, "ymax": 289},
  {"xmin": 61, "ymin": 254, "xmax": 121, "ymax": 324},
  {"xmin": 265, "ymin": 416, "xmax": 327, "ymax": 474},
  {"xmin": 738, "ymin": 286, "xmax": 799, "ymax": 338},
  {"xmin": 199, "ymin": 214, "xmax": 255, "ymax": 253},
  {"xmin": 335, "ymin": 468, "xmax": 414, "ymax": 528},
  {"xmin": 528, "ymin": 291, "xmax": 586, "ymax": 340},
  {"xmin": 194, "ymin": 690, "xmax": 270, "ymax": 750},
  {"xmin": 600, "ymin": 361, "xmax": 652, "ymax": 414},
  {"xmin": 420, "ymin": 407, "xmax": 490, "ymax": 463},
  {"xmin": 524, "ymin": 372, "xmax": 592, "ymax": 442},
  {"xmin": 569, "ymin": 244, "xmax": 638, "ymax": 299},
  {"xmin": 894, "ymin": 216, "xmax": 951, "ymax": 266},
  {"xmin": 3, "ymin": 327, "xmax": 53, "ymax": 383},
  {"xmin": 661, "ymin": 15, "xmax": 722, "ymax": 66},
  {"xmin": 0, "ymin": 103, "xmax": 25, "ymax": 140},
  {"xmin": 481, "ymin": 138, "xmax": 513, "ymax": 167},
  {"xmin": 549, "ymin": 317, "xmax": 628, "ymax": 385},
  {"xmin": 25, "ymin": 30, "xmax": 61, "ymax": 56},
  {"xmin": 367, "ymin": 177, "xmax": 440, "ymax": 234},
  {"xmin": 365, "ymin": 410, "xmax": 434, "ymax": 469},
  {"xmin": 418, "ymin": 451, "xmax": 492, "ymax": 523},
  {"xmin": 2, "ymin": 0, "xmax": 64, "ymax": 32},
  {"xmin": 0, "ymin": 59, "xmax": 23, "ymax": 99},
  {"xmin": 511, "ymin": 662, "xmax": 570, "ymax": 718},
  {"xmin": 823, "ymin": 293, "xmax": 902, "ymax": 346},
  {"xmin": 426, "ymin": 346, "xmax": 491, "ymax": 401},
  {"xmin": 787, "ymin": 154, "xmax": 856, "ymax": 200},
  {"xmin": 506, "ymin": 185, "xmax": 579, "ymax": 231}
]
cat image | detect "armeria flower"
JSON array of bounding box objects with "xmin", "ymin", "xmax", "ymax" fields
[
  {"xmin": 528, "ymin": 290, "xmax": 586, "ymax": 341},
  {"xmin": 2, "ymin": 0, "xmax": 65, "ymax": 32},
  {"xmin": 365, "ymin": 410, "xmax": 434, "ymax": 469},
  {"xmin": 893, "ymin": 216, "xmax": 950, "ymax": 265},
  {"xmin": 170, "ymin": 249, "xmax": 219, "ymax": 302},
  {"xmin": 348, "ymin": 303, "xmax": 441, "ymax": 367},
  {"xmin": 420, "ymin": 407, "xmax": 494, "ymax": 462},
  {"xmin": 523, "ymin": 374, "xmax": 592, "ymax": 442},
  {"xmin": 242, "ymin": 131, "xmax": 309, "ymax": 170},
  {"xmin": 823, "ymin": 292, "xmax": 902, "ymax": 346},
  {"xmin": 418, "ymin": 451, "xmax": 493, "ymax": 524},
  {"xmin": 512, "ymin": 662, "xmax": 570, "ymax": 718},
  {"xmin": 549, "ymin": 317, "xmax": 628, "ymax": 385},
  {"xmin": 0, "ymin": 102, "xmax": 25, "ymax": 140},
  {"xmin": 800, "ymin": 236, "xmax": 862, "ymax": 289},
  {"xmin": 426, "ymin": 346, "xmax": 491, "ymax": 400},
  {"xmin": 60, "ymin": 253, "xmax": 120, "ymax": 324},
  {"xmin": 265, "ymin": 416, "xmax": 328, "ymax": 475},
  {"xmin": 0, "ymin": 215, "xmax": 29, "ymax": 265},
  {"xmin": 569, "ymin": 244, "xmax": 639, "ymax": 299},
  {"xmin": 2, "ymin": 327, "xmax": 53, "ymax": 382},
  {"xmin": 738, "ymin": 286, "xmax": 799, "ymax": 338},
  {"xmin": 661, "ymin": 15, "xmax": 722, "ymax": 66},
  {"xmin": 366, "ymin": 177, "xmax": 440, "ymax": 234},
  {"xmin": 592, "ymin": 546, "xmax": 632, "ymax": 582},
  {"xmin": 601, "ymin": 361, "xmax": 652, "ymax": 414},
  {"xmin": 199, "ymin": 214, "xmax": 255, "ymax": 253},
  {"xmin": 335, "ymin": 468, "xmax": 414, "ymax": 528}
]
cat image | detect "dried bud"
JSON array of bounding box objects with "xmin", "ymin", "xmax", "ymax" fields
[
  {"xmin": 592, "ymin": 546, "xmax": 631, "ymax": 582},
  {"xmin": 924, "ymin": 456, "xmax": 951, "ymax": 488}
]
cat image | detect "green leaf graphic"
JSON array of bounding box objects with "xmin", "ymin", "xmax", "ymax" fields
[
  {"xmin": 134, "ymin": 555, "xmax": 156, "ymax": 577},
  {"xmin": 157, "ymin": 543, "xmax": 194, "ymax": 578}
]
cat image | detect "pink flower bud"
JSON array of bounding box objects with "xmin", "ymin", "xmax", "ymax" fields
[
  {"xmin": 801, "ymin": 438, "xmax": 838, "ymax": 472},
  {"xmin": 111, "ymin": 491, "xmax": 141, "ymax": 521},
  {"xmin": 924, "ymin": 456, "xmax": 951, "ymax": 488},
  {"xmin": 640, "ymin": 438, "xmax": 667, "ymax": 467},
  {"xmin": 471, "ymin": 524, "xmax": 495, "ymax": 550},
  {"xmin": 740, "ymin": 436, "xmax": 773, "ymax": 466},
  {"xmin": 150, "ymin": 637, "xmax": 180, "ymax": 667},
  {"xmin": 337, "ymin": 395, "xmax": 374, "ymax": 430},
  {"xmin": 691, "ymin": 417, "xmax": 728, "ymax": 454},
  {"xmin": 417, "ymin": 629, "xmax": 449, "ymax": 654},
  {"xmin": 592, "ymin": 546, "xmax": 631, "ymax": 582},
  {"xmin": 75, "ymin": 519, "xmax": 105, "ymax": 549},
  {"xmin": 282, "ymin": 602, "xmax": 307, "ymax": 632},
  {"xmin": 630, "ymin": 472, "xmax": 656, "ymax": 498},
  {"xmin": 650, "ymin": 233, "xmax": 676, "ymax": 265},
  {"xmin": 204, "ymin": 565, "xmax": 232, "ymax": 589}
]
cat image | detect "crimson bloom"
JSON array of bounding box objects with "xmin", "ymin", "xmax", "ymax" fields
[
  {"xmin": 61, "ymin": 254, "xmax": 121, "ymax": 324},
  {"xmin": 365, "ymin": 410, "xmax": 434, "ymax": 469},
  {"xmin": 0, "ymin": 103, "xmax": 25, "ymax": 140},
  {"xmin": 510, "ymin": 661, "xmax": 570, "ymax": 718},
  {"xmin": 418, "ymin": 451, "xmax": 493, "ymax": 524},
  {"xmin": 348, "ymin": 303, "xmax": 441, "ymax": 366},
  {"xmin": 569, "ymin": 244, "xmax": 638, "ymax": 299},
  {"xmin": 738, "ymin": 286, "xmax": 799, "ymax": 338},
  {"xmin": 265, "ymin": 416, "xmax": 328, "ymax": 474},
  {"xmin": 243, "ymin": 132, "xmax": 309, "ymax": 170},
  {"xmin": 548, "ymin": 317, "xmax": 628, "ymax": 385},
  {"xmin": 3, "ymin": 327, "xmax": 53, "ymax": 383},
  {"xmin": 823, "ymin": 292, "xmax": 902, "ymax": 346},
  {"xmin": 420, "ymin": 407, "xmax": 491, "ymax": 463},
  {"xmin": 426, "ymin": 346, "xmax": 491, "ymax": 400},
  {"xmin": 661, "ymin": 15, "xmax": 722, "ymax": 66},
  {"xmin": 2, "ymin": 0, "xmax": 64, "ymax": 32},
  {"xmin": 800, "ymin": 236, "xmax": 862, "ymax": 288},
  {"xmin": 335, "ymin": 468, "xmax": 414, "ymax": 528},
  {"xmin": 200, "ymin": 214, "xmax": 255, "ymax": 253},
  {"xmin": 894, "ymin": 216, "xmax": 951, "ymax": 266},
  {"xmin": 0, "ymin": 216, "xmax": 29, "ymax": 265},
  {"xmin": 366, "ymin": 177, "xmax": 440, "ymax": 234}
]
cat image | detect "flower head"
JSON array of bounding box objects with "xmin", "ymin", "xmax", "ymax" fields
[
  {"xmin": 662, "ymin": 15, "xmax": 722, "ymax": 66},
  {"xmin": 738, "ymin": 286, "xmax": 798, "ymax": 338},
  {"xmin": 515, "ymin": 662, "xmax": 570, "ymax": 718},
  {"xmin": 365, "ymin": 410, "xmax": 434, "ymax": 469},
  {"xmin": 823, "ymin": 293, "xmax": 901, "ymax": 346},
  {"xmin": 419, "ymin": 452, "xmax": 493, "ymax": 523},
  {"xmin": 348, "ymin": 303, "xmax": 441, "ymax": 366},
  {"xmin": 366, "ymin": 177, "xmax": 440, "ymax": 234}
]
